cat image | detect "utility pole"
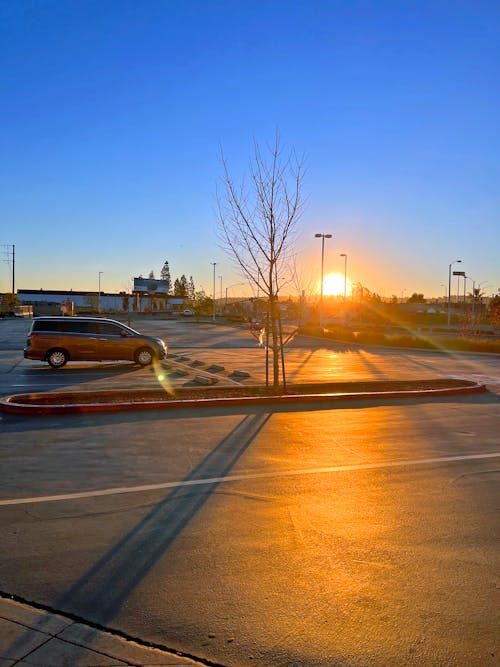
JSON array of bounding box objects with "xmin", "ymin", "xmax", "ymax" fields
[
  {"xmin": 12, "ymin": 244, "xmax": 15, "ymax": 294},
  {"xmin": 1, "ymin": 244, "xmax": 15, "ymax": 293}
]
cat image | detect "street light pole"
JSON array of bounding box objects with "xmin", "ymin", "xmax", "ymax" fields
[
  {"xmin": 447, "ymin": 259, "xmax": 461, "ymax": 327},
  {"xmin": 315, "ymin": 233, "xmax": 332, "ymax": 328},
  {"xmin": 211, "ymin": 262, "xmax": 217, "ymax": 321},
  {"xmin": 340, "ymin": 253, "xmax": 347, "ymax": 301},
  {"xmin": 98, "ymin": 271, "xmax": 104, "ymax": 314}
]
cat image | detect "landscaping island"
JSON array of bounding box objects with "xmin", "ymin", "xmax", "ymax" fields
[{"xmin": 0, "ymin": 379, "xmax": 486, "ymax": 415}]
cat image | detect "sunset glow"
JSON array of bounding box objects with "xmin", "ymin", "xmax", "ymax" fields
[{"xmin": 321, "ymin": 272, "xmax": 351, "ymax": 297}]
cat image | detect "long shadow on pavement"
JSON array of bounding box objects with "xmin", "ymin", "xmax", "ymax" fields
[{"xmin": 3, "ymin": 411, "xmax": 270, "ymax": 662}]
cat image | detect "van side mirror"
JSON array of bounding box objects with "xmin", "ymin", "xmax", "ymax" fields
[{"xmin": 120, "ymin": 330, "xmax": 127, "ymax": 337}]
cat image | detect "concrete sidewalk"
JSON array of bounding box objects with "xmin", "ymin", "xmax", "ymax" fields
[{"xmin": 0, "ymin": 596, "xmax": 206, "ymax": 666}]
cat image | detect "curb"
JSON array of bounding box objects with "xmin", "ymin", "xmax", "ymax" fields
[{"xmin": 0, "ymin": 383, "xmax": 487, "ymax": 416}]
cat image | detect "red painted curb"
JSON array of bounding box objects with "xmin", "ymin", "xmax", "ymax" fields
[{"xmin": 0, "ymin": 383, "xmax": 487, "ymax": 415}]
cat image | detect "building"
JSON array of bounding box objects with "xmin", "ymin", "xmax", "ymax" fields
[{"xmin": 17, "ymin": 289, "xmax": 183, "ymax": 315}]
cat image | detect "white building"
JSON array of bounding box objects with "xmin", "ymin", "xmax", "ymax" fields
[{"xmin": 17, "ymin": 289, "xmax": 183, "ymax": 314}]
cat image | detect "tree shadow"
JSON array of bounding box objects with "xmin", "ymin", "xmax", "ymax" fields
[{"xmin": 3, "ymin": 411, "xmax": 270, "ymax": 661}]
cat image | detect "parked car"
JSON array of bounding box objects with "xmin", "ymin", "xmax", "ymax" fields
[
  {"xmin": 24, "ymin": 316, "xmax": 167, "ymax": 368},
  {"xmin": 181, "ymin": 309, "xmax": 194, "ymax": 316}
]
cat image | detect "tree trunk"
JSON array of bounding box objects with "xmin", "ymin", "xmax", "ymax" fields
[{"xmin": 278, "ymin": 309, "xmax": 287, "ymax": 393}]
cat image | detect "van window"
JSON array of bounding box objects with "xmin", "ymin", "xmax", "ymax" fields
[
  {"xmin": 97, "ymin": 322, "xmax": 124, "ymax": 336},
  {"xmin": 32, "ymin": 320, "xmax": 98, "ymax": 334},
  {"xmin": 32, "ymin": 320, "xmax": 61, "ymax": 332}
]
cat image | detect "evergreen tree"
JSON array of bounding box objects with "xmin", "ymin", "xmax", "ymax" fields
[
  {"xmin": 178, "ymin": 274, "xmax": 188, "ymax": 297},
  {"xmin": 187, "ymin": 275, "xmax": 195, "ymax": 300},
  {"xmin": 160, "ymin": 260, "xmax": 171, "ymax": 293},
  {"xmin": 148, "ymin": 270, "xmax": 155, "ymax": 279}
]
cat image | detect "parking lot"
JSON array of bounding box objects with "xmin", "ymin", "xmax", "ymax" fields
[
  {"xmin": 1, "ymin": 316, "xmax": 499, "ymax": 666},
  {"xmin": 2, "ymin": 316, "xmax": 500, "ymax": 398}
]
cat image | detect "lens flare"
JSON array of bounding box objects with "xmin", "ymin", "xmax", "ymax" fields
[{"xmin": 154, "ymin": 359, "xmax": 174, "ymax": 395}]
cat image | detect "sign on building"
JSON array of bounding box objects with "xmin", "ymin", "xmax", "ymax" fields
[{"xmin": 133, "ymin": 278, "xmax": 169, "ymax": 294}]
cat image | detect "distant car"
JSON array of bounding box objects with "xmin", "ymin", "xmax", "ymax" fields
[
  {"xmin": 181, "ymin": 309, "xmax": 194, "ymax": 316},
  {"xmin": 24, "ymin": 316, "xmax": 167, "ymax": 368}
]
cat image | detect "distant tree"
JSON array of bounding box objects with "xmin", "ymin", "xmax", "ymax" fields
[
  {"xmin": 148, "ymin": 270, "xmax": 155, "ymax": 279},
  {"xmin": 160, "ymin": 260, "xmax": 171, "ymax": 293},
  {"xmin": 179, "ymin": 275, "xmax": 189, "ymax": 297},
  {"xmin": 173, "ymin": 276, "xmax": 188, "ymax": 297},
  {"xmin": 192, "ymin": 290, "xmax": 213, "ymax": 316},
  {"xmin": 469, "ymin": 287, "xmax": 485, "ymax": 304},
  {"xmin": 187, "ymin": 275, "xmax": 195, "ymax": 300},
  {"xmin": 407, "ymin": 293, "xmax": 425, "ymax": 303},
  {"xmin": 369, "ymin": 292, "xmax": 382, "ymax": 304},
  {"xmin": 1, "ymin": 293, "xmax": 19, "ymax": 313},
  {"xmin": 122, "ymin": 294, "xmax": 129, "ymax": 312},
  {"xmin": 487, "ymin": 295, "xmax": 500, "ymax": 327}
]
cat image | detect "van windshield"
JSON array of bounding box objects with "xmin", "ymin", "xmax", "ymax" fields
[{"xmin": 118, "ymin": 323, "xmax": 140, "ymax": 336}]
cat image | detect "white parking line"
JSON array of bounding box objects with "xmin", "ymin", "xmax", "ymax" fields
[{"xmin": 1, "ymin": 452, "xmax": 498, "ymax": 507}]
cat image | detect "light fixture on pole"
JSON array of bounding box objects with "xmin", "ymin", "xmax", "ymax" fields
[
  {"xmin": 211, "ymin": 262, "xmax": 217, "ymax": 321},
  {"xmin": 340, "ymin": 253, "xmax": 347, "ymax": 301},
  {"xmin": 315, "ymin": 233, "xmax": 332, "ymax": 328},
  {"xmin": 98, "ymin": 271, "xmax": 104, "ymax": 314},
  {"xmin": 447, "ymin": 260, "xmax": 461, "ymax": 327}
]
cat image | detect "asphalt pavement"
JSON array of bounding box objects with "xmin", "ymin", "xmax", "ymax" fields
[{"xmin": 1, "ymin": 317, "xmax": 499, "ymax": 666}]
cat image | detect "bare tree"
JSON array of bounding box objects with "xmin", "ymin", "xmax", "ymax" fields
[{"xmin": 217, "ymin": 133, "xmax": 305, "ymax": 390}]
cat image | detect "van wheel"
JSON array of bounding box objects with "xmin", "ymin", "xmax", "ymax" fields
[
  {"xmin": 47, "ymin": 349, "xmax": 69, "ymax": 368},
  {"xmin": 135, "ymin": 347, "xmax": 154, "ymax": 366}
]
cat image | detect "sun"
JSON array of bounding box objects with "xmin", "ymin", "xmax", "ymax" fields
[{"xmin": 321, "ymin": 272, "xmax": 350, "ymax": 297}]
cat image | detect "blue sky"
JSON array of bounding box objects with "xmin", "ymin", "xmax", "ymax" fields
[{"xmin": 1, "ymin": 0, "xmax": 499, "ymax": 298}]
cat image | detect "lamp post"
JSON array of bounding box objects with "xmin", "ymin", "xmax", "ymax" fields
[
  {"xmin": 447, "ymin": 259, "xmax": 461, "ymax": 327},
  {"xmin": 340, "ymin": 253, "xmax": 347, "ymax": 301},
  {"xmin": 98, "ymin": 271, "xmax": 104, "ymax": 314},
  {"xmin": 315, "ymin": 233, "xmax": 332, "ymax": 328},
  {"xmin": 211, "ymin": 262, "xmax": 217, "ymax": 321}
]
